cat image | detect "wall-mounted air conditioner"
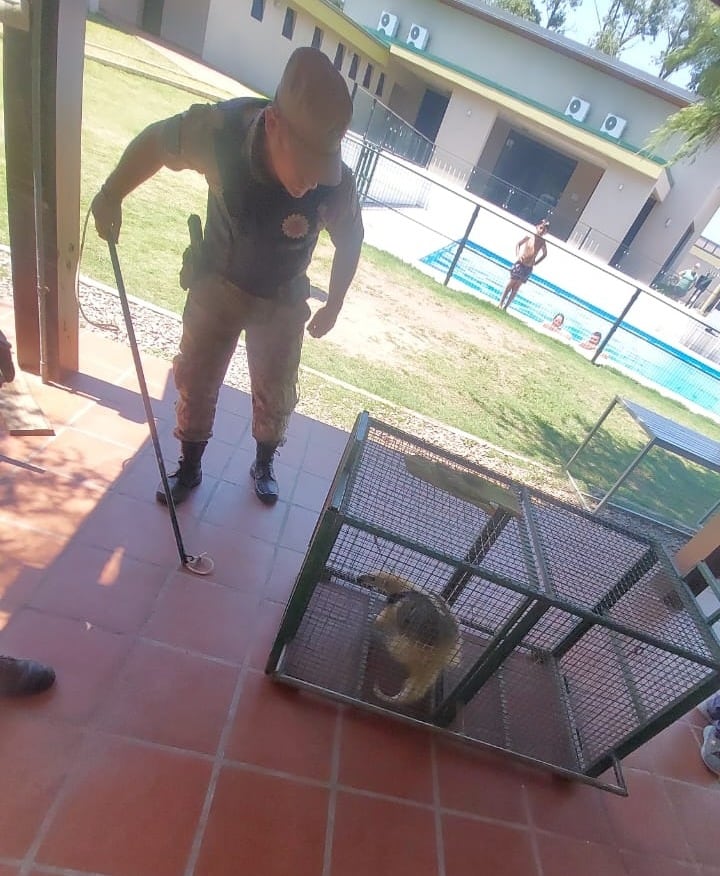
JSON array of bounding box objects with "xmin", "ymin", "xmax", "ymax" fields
[
  {"xmin": 601, "ymin": 113, "xmax": 627, "ymax": 138},
  {"xmin": 377, "ymin": 10, "xmax": 399, "ymax": 38},
  {"xmin": 406, "ymin": 23, "xmax": 429, "ymax": 50},
  {"xmin": 564, "ymin": 96, "xmax": 590, "ymax": 123}
]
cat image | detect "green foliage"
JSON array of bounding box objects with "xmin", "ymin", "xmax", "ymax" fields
[
  {"xmin": 492, "ymin": 0, "xmax": 542, "ymax": 25},
  {"xmin": 541, "ymin": 0, "xmax": 583, "ymax": 30},
  {"xmin": 590, "ymin": 0, "xmax": 673, "ymax": 57},
  {"xmin": 647, "ymin": 8, "xmax": 720, "ymax": 159}
]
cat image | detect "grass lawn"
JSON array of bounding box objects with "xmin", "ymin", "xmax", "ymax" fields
[{"xmin": 2, "ymin": 17, "xmax": 719, "ymax": 530}]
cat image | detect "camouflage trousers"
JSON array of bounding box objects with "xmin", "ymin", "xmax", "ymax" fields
[{"xmin": 172, "ymin": 274, "xmax": 310, "ymax": 446}]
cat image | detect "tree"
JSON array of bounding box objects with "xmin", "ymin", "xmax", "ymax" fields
[
  {"xmin": 589, "ymin": 0, "xmax": 673, "ymax": 58},
  {"xmin": 493, "ymin": 0, "xmax": 542, "ymax": 25},
  {"xmin": 647, "ymin": 7, "xmax": 720, "ymax": 159},
  {"xmin": 540, "ymin": 0, "xmax": 583, "ymax": 30},
  {"xmin": 656, "ymin": 0, "xmax": 711, "ymax": 80}
]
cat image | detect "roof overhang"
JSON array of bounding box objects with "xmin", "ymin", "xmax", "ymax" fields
[
  {"xmin": 292, "ymin": 0, "xmax": 389, "ymax": 66},
  {"xmin": 436, "ymin": 0, "xmax": 692, "ymax": 108},
  {"xmin": 389, "ymin": 43, "xmax": 669, "ymax": 183}
]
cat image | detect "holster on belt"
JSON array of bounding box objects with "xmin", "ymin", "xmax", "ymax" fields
[{"xmin": 179, "ymin": 214, "xmax": 205, "ymax": 290}]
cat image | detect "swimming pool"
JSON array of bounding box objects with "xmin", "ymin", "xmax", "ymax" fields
[{"xmin": 421, "ymin": 240, "xmax": 720, "ymax": 416}]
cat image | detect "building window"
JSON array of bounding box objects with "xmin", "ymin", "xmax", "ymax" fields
[
  {"xmin": 348, "ymin": 53, "xmax": 359, "ymax": 79},
  {"xmin": 251, "ymin": 0, "xmax": 264, "ymax": 21},
  {"xmin": 334, "ymin": 43, "xmax": 345, "ymax": 70},
  {"xmin": 282, "ymin": 7, "xmax": 295, "ymax": 39},
  {"xmin": 311, "ymin": 26, "xmax": 323, "ymax": 49},
  {"xmin": 375, "ymin": 72, "xmax": 385, "ymax": 98},
  {"xmin": 362, "ymin": 63, "xmax": 373, "ymax": 89}
]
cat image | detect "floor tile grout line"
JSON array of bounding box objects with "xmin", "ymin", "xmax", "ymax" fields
[
  {"xmin": 430, "ymin": 737, "xmax": 447, "ymax": 876},
  {"xmin": 520, "ymin": 778, "xmax": 545, "ymax": 876},
  {"xmin": 13, "ymin": 570, "xmax": 174, "ymax": 876},
  {"xmin": 321, "ymin": 707, "xmax": 343, "ymax": 876},
  {"xmin": 182, "ymin": 655, "xmax": 251, "ymax": 876},
  {"xmin": 658, "ymin": 773, "xmax": 703, "ymax": 867},
  {"xmin": 16, "ymin": 723, "xmax": 94, "ymax": 876},
  {"xmin": 25, "ymin": 864, "xmax": 115, "ymax": 876}
]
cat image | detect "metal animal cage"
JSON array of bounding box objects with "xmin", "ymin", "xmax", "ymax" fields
[{"xmin": 267, "ymin": 413, "xmax": 720, "ymax": 794}]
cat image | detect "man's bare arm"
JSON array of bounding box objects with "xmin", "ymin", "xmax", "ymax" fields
[
  {"xmin": 533, "ymin": 242, "xmax": 548, "ymax": 266},
  {"xmin": 307, "ymin": 221, "xmax": 364, "ymax": 338},
  {"xmin": 103, "ymin": 122, "xmax": 167, "ymax": 199},
  {"xmin": 92, "ymin": 122, "xmax": 168, "ymax": 242}
]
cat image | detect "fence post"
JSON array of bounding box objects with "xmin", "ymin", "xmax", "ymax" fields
[
  {"xmin": 354, "ymin": 142, "xmax": 379, "ymax": 207},
  {"xmin": 444, "ymin": 203, "xmax": 481, "ymax": 287},
  {"xmin": 591, "ymin": 286, "xmax": 642, "ymax": 364}
]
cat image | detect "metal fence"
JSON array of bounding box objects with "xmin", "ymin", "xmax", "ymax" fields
[{"xmin": 341, "ymin": 133, "xmax": 720, "ymax": 428}]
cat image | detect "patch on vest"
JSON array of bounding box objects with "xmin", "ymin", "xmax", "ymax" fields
[{"xmin": 282, "ymin": 213, "xmax": 310, "ymax": 239}]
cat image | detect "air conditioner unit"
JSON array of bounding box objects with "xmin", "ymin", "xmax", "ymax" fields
[
  {"xmin": 564, "ymin": 96, "xmax": 590, "ymax": 123},
  {"xmin": 601, "ymin": 113, "xmax": 627, "ymax": 138},
  {"xmin": 406, "ymin": 23, "xmax": 429, "ymax": 50},
  {"xmin": 377, "ymin": 10, "xmax": 399, "ymax": 38}
]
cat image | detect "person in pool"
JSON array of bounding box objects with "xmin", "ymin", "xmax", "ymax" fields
[
  {"xmin": 542, "ymin": 312, "xmax": 565, "ymax": 332},
  {"xmin": 579, "ymin": 330, "xmax": 602, "ymax": 350}
]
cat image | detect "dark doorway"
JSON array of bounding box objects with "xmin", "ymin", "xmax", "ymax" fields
[
  {"xmin": 414, "ymin": 88, "xmax": 449, "ymax": 142},
  {"xmin": 142, "ymin": 0, "xmax": 163, "ymax": 35},
  {"xmin": 611, "ymin": 196, "xmax": 657, "ymax": 268},
  {"xmin": 486, "ymin": 130, "xmax": 577, "ymax": 223}
]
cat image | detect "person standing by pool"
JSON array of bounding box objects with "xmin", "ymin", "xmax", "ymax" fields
[{"xmin": 499, "ymin": 219, "xmax": 549, "ymax": 311}]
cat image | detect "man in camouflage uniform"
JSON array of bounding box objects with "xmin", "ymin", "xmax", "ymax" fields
[{"xmin": 92, "ymin": 48, "xmax": 363, "ymax": 505}]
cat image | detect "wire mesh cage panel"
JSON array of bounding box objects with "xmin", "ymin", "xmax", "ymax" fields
[{"xmin": 267, "ymin": 413, "xmax": 720, "ymax": 793}]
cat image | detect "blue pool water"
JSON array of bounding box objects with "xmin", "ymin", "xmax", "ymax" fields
[{"xmin": 421, "ymin": 241, "xmax": 720, "ymax": 415}]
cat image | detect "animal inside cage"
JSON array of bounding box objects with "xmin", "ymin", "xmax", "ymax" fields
[{"xmin": 266, "ymin": 413, "xmax": 720, "ymax": 794}]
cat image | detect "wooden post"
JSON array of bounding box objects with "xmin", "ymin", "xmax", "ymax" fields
[
  {"xmin": 3, "ymin": 10, "xmax": 39, "ymax": 372},
  {"xmin": 2, "ymin": 0, "xmax": 84, "ymax": 379}
]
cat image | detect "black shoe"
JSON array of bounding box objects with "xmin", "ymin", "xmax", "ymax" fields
[
  {"xmin": 0, "ymin": 656, "xmax": 55, "ymax": 696},
  {"xmin": 0, "ymin": 330, "xmax": 16, "ymax": 384},
  {"xmin": 156, "ymin": 440, "xmax": 207, "ymax": 506},
  {"xmin": 251, "ymin": 442, "xmax": 279, "ymax": 505}
]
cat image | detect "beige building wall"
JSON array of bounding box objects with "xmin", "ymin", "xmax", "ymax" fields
[
  {"xmin": 203, "ymin": 0, "xmax": 297, "ymax": 96},
  {"xmin": 629, "ymin": 141, "xmax": 720, "ymax": 276},
  {"xmin": 202, "ymin": 1, "xmax": 392, "ymax": 114},
  {"xmin": 160, "ymin": 0, "xmax": 210, "ymax": 56},
  {"xmin": 577, "ymin": 167, "xmax": 656, "ymax": 262},
  {"xmin": 553, "ymin": 160, "xmax": 603, "ymax": 241},
  {"xmin": 433, "ymin": 91, "xmax": 495, "ymax": 171},
  {"xmin": 342, "ymin": 0, "xmax": 685, "ymax": 157},
  {"xmin": 99, "ymin": 0, "xmax": 142, "ymax": 26}
]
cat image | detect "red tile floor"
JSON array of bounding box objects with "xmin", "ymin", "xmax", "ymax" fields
[{"xmin": 1, "ymin": 309, "xmax": 719, "ymax": 876}]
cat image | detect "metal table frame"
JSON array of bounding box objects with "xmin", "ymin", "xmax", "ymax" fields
[{"xmin": 566, "ymin": 396, "xmax": 720, "ymax": 529}]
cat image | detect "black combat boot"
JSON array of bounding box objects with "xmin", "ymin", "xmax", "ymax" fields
[
  {"xmin": 250, "ymin": 441, "xmax": 279, "ymax": 505},
  {"xmin": 0, "ymin": 656, "xmax": 55, "ymax": 696},
  {"xmin": 156, "ymin": 440, "xmax": 207, "ymax": 506}
]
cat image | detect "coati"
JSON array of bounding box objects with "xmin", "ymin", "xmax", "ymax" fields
[{"xmin": 357, "ymin": 570, "xmax": 462, "ymax": 705}]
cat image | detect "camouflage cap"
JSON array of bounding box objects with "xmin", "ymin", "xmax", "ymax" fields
[{"xmin": 274, "ymin": 47, "xmax": 353, "ymax": 187}]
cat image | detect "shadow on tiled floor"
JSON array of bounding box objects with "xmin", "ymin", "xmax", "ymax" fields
[{"xmin": 1, "ymin": 310, "xmax": 719, "ymax": 876}]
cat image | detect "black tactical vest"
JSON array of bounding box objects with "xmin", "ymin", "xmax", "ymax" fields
[{"xmin": 202, "ymin": 97, "xmax": 332, "ymax": 300}]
